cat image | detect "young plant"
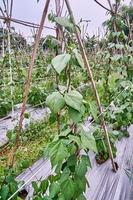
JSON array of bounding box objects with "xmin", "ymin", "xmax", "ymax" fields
[{"xmin": 32, "ymin": 48, "xmax": 97, "ymax": 199}]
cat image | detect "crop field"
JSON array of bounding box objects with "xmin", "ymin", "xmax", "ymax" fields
[{"xmin": 0, "ymin": 0, "xmax": 133, "ymax": 199}]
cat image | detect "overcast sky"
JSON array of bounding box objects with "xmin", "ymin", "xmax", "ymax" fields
[{"xmin": 0, "ymin": 0, "xmax": 131, "ymax": 41}]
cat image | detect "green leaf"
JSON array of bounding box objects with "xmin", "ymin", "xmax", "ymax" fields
[
  {"xmin": 68, "ymin": 143, "xmax": 77, "ymax": 155},
  {"xmin": 50, "ymin": 141, "xmax": 69, "ymax": 168},
  {"xmin": 52, "ymin": 54, "xmax": 71, "ymax": 74},
  {"xmin": 68, "ymin": 108, "xmax": 81, "ymax": 123},
  {"xmin": 67, "ymin": 155, "xmax": 77, "ymax": 172},
  {"xmin": 68, "ymin": 135, "xmax": 81, "ymax": 147},
  {"xmin": 6, "ymin": 175, "xmax": 14, "ymax": 183},
  {"xmin": 67, "ymin": 155, "xmax": 77, "ymax": 167},
  {"xmin": 9, "ymin": 182, "xmax": 18, "ymax": 194},
  {"xmin": 81, "ymin": 155, "xmax": 91, "ymax": 168},
  {"xmin": 73, "ymin": 175, "xmax": 87, "ymax": 198},
  {"xmin": 49, "ymin": 182, "xmax": 60, "ymax": 198},
  {"xmin": 59, "ymin": 167, "xmax": 71, "ymax": 184},
  {"xmin": 73, "ymin": 49, "xmax": 84, "ymax": 69},
  {"xmin": 80, "ymin": 128, "xmax": 97, "ymax": 153},
  {"xmin": 75, "ymin": 155, "xmax": 91, "ymax": 178},
  {"xmin": 89, "ymin": 101, "xmax": 98, "ymax": 121},
  {"xmin": 60, "ymin": 128, "xmax": 71, "ymax": 137},
  {"xmin": 58, "ymin": 195, "xmax": 65, "ymax": 200},
  {"xmin": 55, "ymin": 17, "xmax": 73, "ymax": 32},
  {"xmin": 0, "ymin": 185, "xmax": 9, "ymax": 200},
  {"xmin": 32, "ymin": 181, "xmax": 38, "ymax": 193},
  {"xmin": 46, "ymin": 92, "xmax": 65, "ymax": 113},
  {"xmin": 68, "ymin": 105, "xmax": 85, "ymax": 123},
  {"xmin": 64, "ymin": 90, "xmax": 83, "ymax": 112},
  {"xmin": 40, "ymin": 179, "xmax": 48, "ymax": 193},
  {"xmin": 61, "ymin": 178, "xmax": 75, "ymax": 200}
]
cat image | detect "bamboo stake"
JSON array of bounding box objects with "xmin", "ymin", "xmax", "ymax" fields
[
  {"xmin": 107, "ymin": 0, "xmax": 114, "ymax": 12},
  {"xmin": 55, "ymin": 0, "xmax": 62, "ymax": 134},
  {"xmin": 94, "ymin": 0, "xmax": 112, "ymax": 13},
  {"xmin": 7, "ymin": 0, "xmax": 51, "ymax": 167},
  {"xmin": 2, "ymin": 27, "xmax": 5, "ymax": 57},
  {"xmin": 0, "ymin": 15, "xmax": 55, "ymax": 30},
  {"xmin": 5, "ymin": 1, "xmax": 14, "ymax": 118},
  {"xmin": 5, "ymin": 0, "xmax": 15, "ymax": 166},
  {"xmin": 7, "ymin": 27, "xmax": 14, "ymax": 117},
  {"xmin": 65, "ymin": 0, "xmax": 117, "ymax": 172},
  {"xmin": 18, "ymin": 0, "xmax": 50, "ymax": 136},
  {"xmin": 2, "ymin": 26, "xmax": 6, "ymax": 96}
]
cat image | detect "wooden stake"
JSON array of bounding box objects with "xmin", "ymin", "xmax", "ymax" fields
[
  {"xmin": 2, "ymin": 27, "xmax": 5, "ymax": 57},
  {"xmin": 65, "ymin": 0, "xmax": 117, "ymax": 172},
  {"xmin": 18, "ymin": 0, "xmax": 50, "ymax": 135},
  {"xmin": 55, "ymin": 0, "xmax": 63, "ymax": 134}
]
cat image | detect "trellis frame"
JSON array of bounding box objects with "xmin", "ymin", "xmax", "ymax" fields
[{"xmin": 0, "ymin": 0, "xmax": 117, "ymax": 172}]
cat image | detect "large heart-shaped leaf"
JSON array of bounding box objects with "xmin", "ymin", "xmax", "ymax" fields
[
  {"xmin": 64, "ymin": 90, "xmax": 83, "ymax": 112},
  {"xmin": 46, "ymin": 92, "xmax": 65, "ymax": 113},
  {"xmin": 52, "ymin": 54, "xmax": 71, "ymax": 74},
  {"xmin": 55, "ymin": 17, "xmax": 74, "ymax": 32}
]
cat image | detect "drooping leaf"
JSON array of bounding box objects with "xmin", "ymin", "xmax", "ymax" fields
[
  {"xmin": 50, "ymin": 141, "xmax": 69, "ymax": 168},
  {"xmin": 89, "ymin": 101, "xmax": 98, "ymax": 121},
  {"xmin": 46, "ymin": 92, "xmax": 65, "ymax": 113},
  {"xmin": 61, "ymin": 178, "xmax": 75, "ymax": 200},
  {"xmin": 59, "ymin": 167, "xmax": 71, "ymax": 184},
  {"xmin": 68, "ymin": 105, "xmax": 85, "ymax": 123},
  {"xmin": 32, "ymin": 181, "xmax": 38, "ymax": 193},
  {"xmin": 49, "ymin": 182, "xmax": 60, "ymax": 198},
  {"xmin": 64, "ymin": 90, "xmax": 83, "ymax": 112},
  {"xmin": 68, "ymin": 135, "xmax": 81, "ymax": 147},
  {"xmin": 52, "ymin": 54, "xmax": 71, "ymax": 74},
  {"xmin": 73, "ymin": 49, "xmax": 84, "ymax": 69},
  {"xmin": 55, "ymin": 17, "xmax": 74, "ymax": 32},
  {"xmin": 67, "ymin": 155, "xmax": 77, "ymax": 167},
  {"xmin": 40, "ymin": 179, "xmax": 49, "ymax": 193},
  {"xmin": 75, "ymin": 155, "xmax": 91, "ymax": 178},
  {"xmin": 80, "ymin": 128, "xmax": 97, "ymax": 153},
  {"xmin": 68, "ymin": 107, "xmax": 82, "ymax": 123},
  {"xmin": 73, "ymin": 175, "xmax": 87, "ymax": 198}
]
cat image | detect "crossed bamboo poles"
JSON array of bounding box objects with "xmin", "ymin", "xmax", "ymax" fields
[{"xmin": 0, "ymin": 0, "xmax": 117, "ymax": 172}]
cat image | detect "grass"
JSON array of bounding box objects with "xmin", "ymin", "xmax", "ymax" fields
[{"xmin": 0, "ymin": 119, "xmax": 57, "ymax": 178}]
